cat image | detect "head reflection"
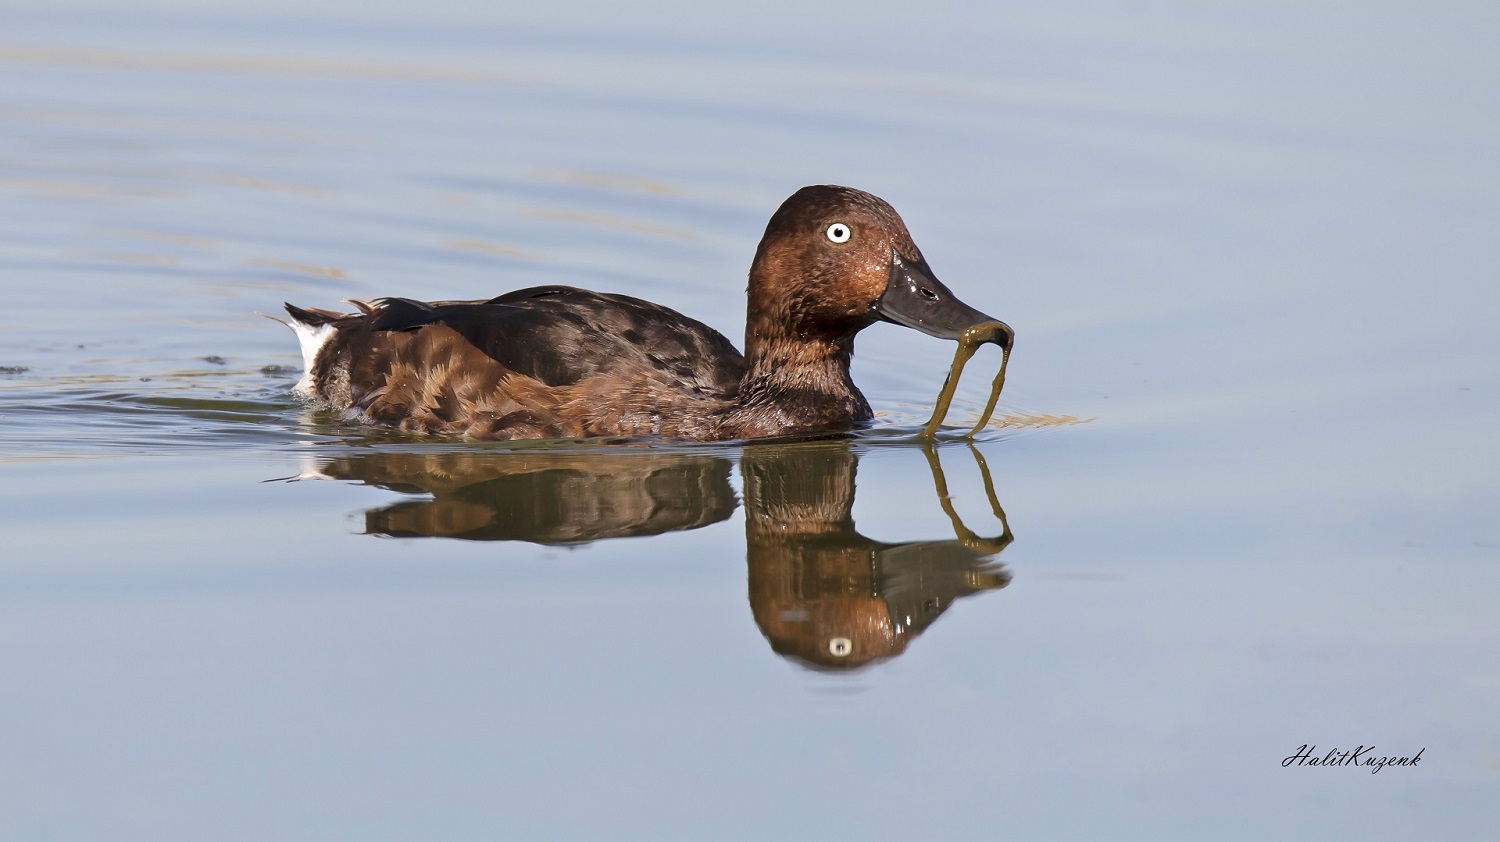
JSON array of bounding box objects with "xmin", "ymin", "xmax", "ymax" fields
[
  {"xmin": 741, "ymin": 442, "xmax": 1010, "ymax": 670},
  {"xmin": 312, "ymin": 441, "xmax": 1012, "ymax": 671}
]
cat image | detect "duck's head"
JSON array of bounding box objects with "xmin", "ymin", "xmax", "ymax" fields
[{"xmin": 747, "ymin": 184, "xmax": 1011, "ymax": 349}]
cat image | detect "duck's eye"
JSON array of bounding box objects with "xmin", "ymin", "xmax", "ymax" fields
[{"xmin": 825, "ymin": 223, "xmax": 852, "ymax": 244}]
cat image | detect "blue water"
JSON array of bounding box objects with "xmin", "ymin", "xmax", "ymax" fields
[{"xmin": 1, "ymin": 2, "xmax": 1497, "ymax": 839}]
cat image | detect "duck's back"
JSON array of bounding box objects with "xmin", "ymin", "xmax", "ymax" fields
[{"xmin": 287, "ymin": 286, "xmax": 746, "ymax": 440}]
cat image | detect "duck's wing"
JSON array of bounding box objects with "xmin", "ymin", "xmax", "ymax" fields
[
  {"xmin": 366, "ymin": 285, "xmax": 746, "ymax": 394},
  {"xmin": 284, "ymin": 286, "xmax": 747, "ymax": 439}
]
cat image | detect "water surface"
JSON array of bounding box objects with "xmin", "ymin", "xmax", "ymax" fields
[{"xmin": 2, "ymin": 2, "xmax": 1497, "ymax": 839}]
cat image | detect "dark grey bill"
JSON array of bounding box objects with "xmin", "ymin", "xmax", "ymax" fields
[{"xmin": 874, "ymin": 250, "xmax": 1011, "ymax": 345}]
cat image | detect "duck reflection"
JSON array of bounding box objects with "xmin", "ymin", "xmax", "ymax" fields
[
  {"xmin": 311, "ymin": 441, "xmax": 1012, "ymax": 671},
  {"xmin": 314, "ymin": 450, "xmax": 735, "ymax": 543}
]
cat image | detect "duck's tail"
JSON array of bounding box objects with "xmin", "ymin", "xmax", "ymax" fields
[{"xmin": 281, "ymin": 302, "xmax": 344, "ymax": 397}]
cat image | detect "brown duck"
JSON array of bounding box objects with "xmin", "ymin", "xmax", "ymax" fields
[{"xmin": 283, "ymin": 185, "xmax": 1011, "ymax": 441}]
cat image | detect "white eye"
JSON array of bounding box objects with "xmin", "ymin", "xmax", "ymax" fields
[
  {"xmin": 828, "ymin": 637, "xmax": 853, "ymax": 657},
  {"xmin": 825, "ymin": 222, "xmax": 852, "ymax": 243}
]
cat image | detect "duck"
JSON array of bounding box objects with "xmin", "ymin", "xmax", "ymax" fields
[{"xmin": 281, "ymin": 184, "xmax": 1012, "ymax": 442}]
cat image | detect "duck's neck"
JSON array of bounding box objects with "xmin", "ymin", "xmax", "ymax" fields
[{"xmin": 731, "ymin": 330, "xmax": 873, "ymax": 436}]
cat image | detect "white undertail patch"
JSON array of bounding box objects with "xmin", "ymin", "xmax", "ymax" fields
[{"xmin": 287, "ymin": 319, "xmax": 335, "ymax": 397}]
